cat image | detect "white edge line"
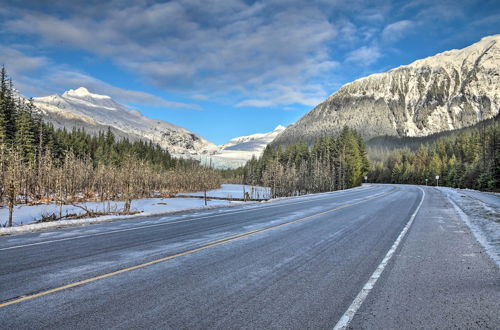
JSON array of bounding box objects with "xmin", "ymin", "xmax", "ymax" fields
[
  {"xmin": 445, "ymin": 192, "xmax": 500, "ymax": 268},
  {"xmin": 332, "ymin": 187, "xmax": 425, "ymax": 330}
]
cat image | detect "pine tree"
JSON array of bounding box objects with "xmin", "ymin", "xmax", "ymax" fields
[
  {"xmin": 0, "ymin": 67, "xmax": 9, "ymax": 145},
  {"xmin": 0, "ymin": 97, "xmax": 6, "ymax": 145},
  {"xmin": 15, "ymin": 99, "xmax": 36, "ymax": 161},
  {"xmin": 2, "ymin": 79, "xmax": 17, "ymax": 144}
]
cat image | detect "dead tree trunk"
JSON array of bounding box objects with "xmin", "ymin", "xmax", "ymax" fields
[
  {"xmin": 124, "ymin": 198, "xmax": 132, "ymax": 213},
  {"xmin": 123, "ymin": 181, "xmax": 132, "ymax": 213},
  {"xmin": 7, "ymin": 184, "xmax": 14, "ymax": 227}
]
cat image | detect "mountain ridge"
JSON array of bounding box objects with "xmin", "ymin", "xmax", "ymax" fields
[
  {"xmin": 273, "ymin": 34, "xmax": 500, "ymax": 145},
  {"xmin": 33, "ymin": 88, "xmax": 217, "ymax": 155},
  {"xmin": 219, "ymin": 125, "xmax": 286, "ymax": 151},
  {"xmin": 33, "ymin": 88, "xmax": 283, "ymax": 167},
  {"xmin": 198, "ymin": 125, "xmax": 286, "ymax": 168}
]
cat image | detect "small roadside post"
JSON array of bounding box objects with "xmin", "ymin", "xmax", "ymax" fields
[
  {"xmin": 425, "ymin": 178, "xmax": 428, "ymax": 186},
  {"xmin": 435, "ymin": 175, "xmax": 439, "ymax": 187},
  {"xmin": 364, "ymin": 176, "xmax": 368, "ymax": 184}
]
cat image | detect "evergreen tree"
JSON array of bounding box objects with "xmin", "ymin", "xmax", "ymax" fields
[
  {"xmin": 14, "ymin": 99, "xmax": 36, "ymax": 161},
  {"xmin": 243, "ymin": 127, "xmax": 370, "ymax": 197},
  {"xmin": 367, "ymin": 115, "xmax": 499, "ymax": 191}
]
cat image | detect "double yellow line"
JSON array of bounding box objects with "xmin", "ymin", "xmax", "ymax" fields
[{"xmin": 0, "ymin": 187, "xmax": 396, "ymax": 308}]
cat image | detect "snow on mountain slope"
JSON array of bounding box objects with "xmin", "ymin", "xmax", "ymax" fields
[
  {"xmin": 34, "ymin": 87, "xmax": 217, "ymax": 154},
  {"xmin": 198, "ymin": 125, "xmax": 286, "ymax": 168},
  {"xmin": 219, "ymin": 125, "xmax": 286, "ymax": 152},
  {"xmin": 274, "ymin": 35, "xmax": 500, "ymax": 145},
  {"xmin": 34, "ymin": 87, "xmax": 281, "ymax": 167}
]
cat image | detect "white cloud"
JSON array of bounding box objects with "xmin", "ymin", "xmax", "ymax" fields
[
  {"xmin": 191, "ymin": 94, "xmax": 209, "ymax": 100},
  {"xmin": 345, "ymin": 45, "xmax": 381, "ymax": 65},
  {"xmin": 0, "ymin": 47, "xmax": 48, "ymax": 73},
  {"xmin": 237, "ymin": 84, "xmax": 328, "ymax": 108},
  {"xmin": 0, "ymin": 46, "xmax": 198, "ymax": 109},
  {"xmin": 2, "ymin": 0, "xmax": 341, "ymax": 107},
  {"xmin": 4, "ymin": 0, "xmax": 482, "ymax": 109},
  {"xmin": 382, "ymin": 20, "xmax": 414, "ymax": 43}
]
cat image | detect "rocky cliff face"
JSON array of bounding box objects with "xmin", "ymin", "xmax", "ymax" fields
[
  {"xmin": 34, "ymin": 87, "xmax": 217, "ymax": 155},
  {"xmin": 274, "ymin": 35, "xmax": 500, "ymax": 145}
]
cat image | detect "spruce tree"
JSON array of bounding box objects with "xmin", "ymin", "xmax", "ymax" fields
[{"xmin": 15, "ymin": 100, "xmax": 36, "ymax": 161}]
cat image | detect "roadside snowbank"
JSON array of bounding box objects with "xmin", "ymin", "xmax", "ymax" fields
[{"xmin": 440, "ymin": 187, "xmax": 500, "ymax": 266}]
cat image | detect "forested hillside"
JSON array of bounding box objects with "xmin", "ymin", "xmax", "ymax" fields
[
  {"xmin": 243, "ymin": 127, "xmax": 369, "ymax": 197},
  {"xmin": 0, "ymin": 68, "xmax": 221, "ymax": 227},
  {"xmin": 368, "ymin": 116, "xmax": 499, "ymax": 191}
]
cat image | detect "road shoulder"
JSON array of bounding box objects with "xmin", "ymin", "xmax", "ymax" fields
[{"xmin": 349, "ymin": 186, "xmax": 500, "ymax": 329}]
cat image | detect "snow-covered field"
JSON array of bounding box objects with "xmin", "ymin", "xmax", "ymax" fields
[
  {"xmin": 0, "ymin": 198, "xmax": 234, "ymax": 228},
  {"xmin": 440, "ymin": 187, "xmax": 500, "ymax": 266},
  {"xmin": 0, "ymin": 184, "xmax": 269, "ymax": 230},
  {"xmin": 183, "ymin": 184, "xmax": 270, "ymax": 199}
]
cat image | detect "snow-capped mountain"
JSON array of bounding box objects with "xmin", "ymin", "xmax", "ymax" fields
[
  {"xmin": 274, "ymin": 35, "xmax": 500, "ymax": 145},
  {"xmin": 34, "ymin": 87, "xmax": 282, "ymax": 166},
  {"xmin": 34, "ymin": 87, "xmax": 217, "ymax": 154},
  {"xmin": 199, "ymin": 125, "xmax": 286, "ymax": 168},
  {"xmin": 218, "ymin": 125, "xmax": 286, "ymax": 152}
]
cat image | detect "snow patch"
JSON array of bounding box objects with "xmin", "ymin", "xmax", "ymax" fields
[
  {"xmin": 63, "ymin": 87, "xmax": 111, "ymax": 99},
  {"xmin": 440, "ymin": 187, "xmax": 500, "ymax": 267}
]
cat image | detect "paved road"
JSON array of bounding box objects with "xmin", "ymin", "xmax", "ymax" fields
[{"xmin": 0, "ymin": 184, "xmax": 498, "ymax": 329}]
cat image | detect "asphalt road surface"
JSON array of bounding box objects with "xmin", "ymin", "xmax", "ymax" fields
[{"xmin": 0, "ymin": 184, "xmax": 498, "ymax": 329}]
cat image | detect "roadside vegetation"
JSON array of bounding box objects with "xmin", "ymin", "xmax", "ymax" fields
[
  {"xmin": 0, "ymin": 68, "xmax": 221, "ymax": 227},
  {"xmin": 240, "ymin": 115, "xmax": 499, "ymax": 196},
  {"xmin": 242, "ymin": 127, "xmax": 370, "ymax": 197},
  {"xmin": 368, "ymin": 116, "xmax": 499, "ymax": 191}
]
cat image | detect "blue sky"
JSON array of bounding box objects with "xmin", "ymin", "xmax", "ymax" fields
[{"xmin": 0, "ymin": 0, "xmax": 499, "ymax": 144}]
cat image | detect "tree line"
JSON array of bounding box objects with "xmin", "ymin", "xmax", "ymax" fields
[
  {"xmin": 243, "ymin": 127, "xmax": 369, "ymax": 197},
  {"xmin": 368, "ymin": 116, "xmax": 499, "ymax": 191},
  {"xmin": 0, "ymin": 67, "xmax": 221, "ymax": 227}
]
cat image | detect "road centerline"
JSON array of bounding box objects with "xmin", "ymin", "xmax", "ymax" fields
[
  {"xmin": 0, "ymin": 187, "xmax": 396, "ymax": 309},
  {"xmin": 0, "ymin": 186, "xmax": 380, "ymax": 251}
]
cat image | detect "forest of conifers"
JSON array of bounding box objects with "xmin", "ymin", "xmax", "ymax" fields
[
  {"xmin": 243, "ymin": 127, "xmax": 370, "ymax": 197},
  {"xmin": 0, "ymin": 68, "xmax": 220, "ymax": 226},
  {"xmin": 368, "ymin": 116, "xmax": 499, "ymax": 191},
  {"xmin": 241, "ymin": 116, "xmax": 499, "ymax": 195}
]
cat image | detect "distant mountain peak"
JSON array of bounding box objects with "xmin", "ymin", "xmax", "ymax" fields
[
  {"xmin": 193, "ymin": 125, "xmax": 284, "ymax": 168},
  {"xmin": 33, "ymin": 88, "xmax": 217, "ymax": 154},
  {"xmin": 63, "ymin": 87, "xmax": 111, "ymax": 100}
]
